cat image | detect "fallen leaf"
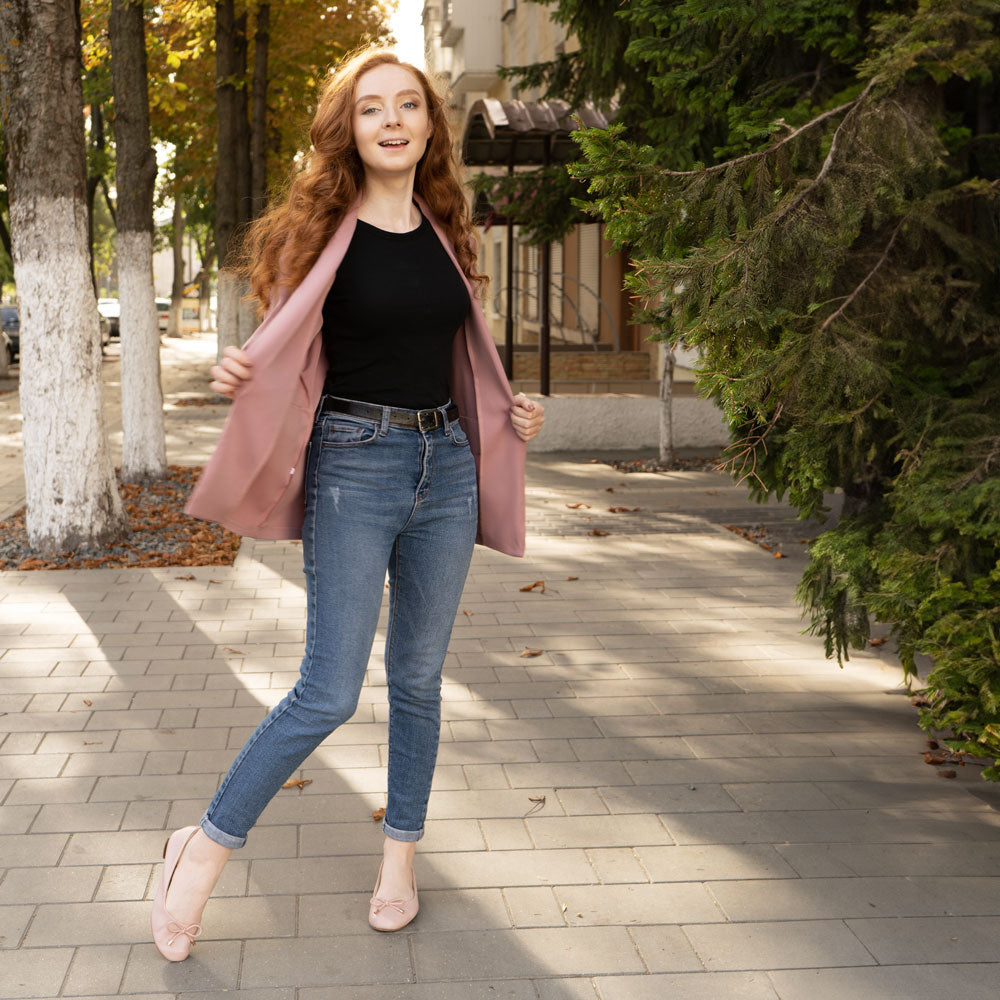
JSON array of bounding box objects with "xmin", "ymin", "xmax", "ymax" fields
[
  {"xmin": 223, "ymin": 647, "xmax": 245, "ymax": 656},
  {"xmin": 759, "ymin": 543, "xmax": 772, "ymax": 551},
  {"xmin": 798, "ymin": 537, "xmax": 812, "ymax": 544},
  {"xmin": 281, "ymin": 777, "xmax": 313, "ymax": 790},
  {"xmin": 565, "ymin": 576, "xmax": 579, "ymax": 581},
  {"xmin": 525, "ymin": 794, "xmax": 546, "ymax": 816},
  {"xmin": 588, "ymin": 529, "xmax": 611, "ymax": 537},
  {"xmin": 208, "ymin": 578, "xmax": 221, "ymax": 584},
  {"xmin": 870, "ymin": 637, "xmax": 888, "ymax": 647},
  {"xmin": 773, "ymin": 552, "xmax": 785, "ymax": 559},
  {"xmin": 561, "ymin": 903, "xmax": 568, "ymax": 913},
  {"xmin": 83, "ymin": 699, "xmax": 92, "ymax": 706},
  {"xmin": 520, "ymin": 580, "xmax": 546, "ymax": 593},
  {"xmin": 705, "ymin": 489, "xmax": 719, "ymax": 495},
  {"xmin": 175, "ymin": 573, "xmax": 195, "ymax": 580},
  {"xmin": 462, "ymin": 609, "xmax": 473, "ymax": 617},
  {"xmin": 565, "ymin": 502, "xmax": 591, "ymax": 510},
  {"xmin": 618, "ymin": 481, "xmax": 626, "ymax": 486},
  {"xmin": 82, "ymin": 740, "xmax": 103, "ymax": 745},
  {"xmin": 520, "ymin": 648, "xmax": 544, "ymax": 657},
  {"xmin": 938, "ymin": 769, "xmax": 958, "ymax": 779},
  {"xmin": 607, "ymin": 506, "xmax": 640, "ymax": 513},
  {"xmin": 372, "ymin": 806, "xmax": 386, "ymax": 821},
  {"xmin": 605, "ymin": 487, "xmax": 615, "ymax": 493}
]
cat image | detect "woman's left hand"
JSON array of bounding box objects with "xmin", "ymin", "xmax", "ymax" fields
[{"xmin": 510, "ymin": 393, "xmax": 545, "ymax": 442}]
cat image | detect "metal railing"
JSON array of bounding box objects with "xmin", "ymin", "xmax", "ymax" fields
[{"xmin": 491, "ymin": 269, "xmax": 621, "ymax": 352}]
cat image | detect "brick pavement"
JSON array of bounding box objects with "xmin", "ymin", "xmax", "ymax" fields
[{"xmin": 1, "ymin": 337, "xmax": 1000, "ymax": 998}]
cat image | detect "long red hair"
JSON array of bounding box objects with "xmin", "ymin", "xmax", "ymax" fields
[{"xmin": 239, "ymin": 47, "xmax": 485, "ymax": 313}]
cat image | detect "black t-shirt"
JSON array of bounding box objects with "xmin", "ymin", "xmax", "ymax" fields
[{"xmin": 321, "ymin": 208, "xmax": 471, "ymax": 409}]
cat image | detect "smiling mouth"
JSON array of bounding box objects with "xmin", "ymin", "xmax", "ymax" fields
[{"xmin": 378, "ymin": 139, "xmax": 409, "ymax": 147}]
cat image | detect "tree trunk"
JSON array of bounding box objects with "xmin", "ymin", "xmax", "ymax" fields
[
  {"xmin": 658, "ymin": 342, "xmax": 675, "ymax": 466},
  {"xmin": 167, "ymin": 188, "xmax": 185, "ymax": 338},
  {"xmin": 251, "ymin": 3, "xmax": 270, "ymax": 218},
  {"xmin": 198, "ymin": 241, "xmax": 216, "ymax": 331},
  {"xmin": 0, "ymin": 0, "xmax": 127, "ymax": 553},
  {"xmin": 215, "ymin": 0, "xmax": 251, "ymax": 361},
  {"xmin": 110, "ymin": 0, "xmax": 166, "ymax": 482},
  {"xmin": 85, "ymin": 101, "xmax": 107, "ymax": 294}
]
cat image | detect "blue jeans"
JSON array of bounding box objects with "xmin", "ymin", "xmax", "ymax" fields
[{"xmin": 200, "ymin": 398, "xmax": 478, "ymax": 846}]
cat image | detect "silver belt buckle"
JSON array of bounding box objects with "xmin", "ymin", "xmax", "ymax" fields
[{"xmin": 417, "ymin": 409, "xmax": 438, "ymax": 432}]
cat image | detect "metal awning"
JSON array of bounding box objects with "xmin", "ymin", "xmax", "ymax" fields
[{"xmin": 461, "ymin": 98, "xmax": 613, "ymax": 166}]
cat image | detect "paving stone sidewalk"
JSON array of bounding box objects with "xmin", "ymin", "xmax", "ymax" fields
[{"xmin": 2, "ymin": 338, "xmax": 1000, "ymax": 998}]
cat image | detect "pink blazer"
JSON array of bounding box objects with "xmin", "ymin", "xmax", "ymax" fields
[{"xmin": 184, "ymin": 194, "xmax": 526, "ymax": 557}]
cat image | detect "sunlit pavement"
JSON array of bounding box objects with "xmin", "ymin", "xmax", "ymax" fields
[{"xmin": 1, "ymin": 343, "xmax": 1000, "ymax": 999}]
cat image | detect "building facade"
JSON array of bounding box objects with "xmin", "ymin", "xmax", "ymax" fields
[{"xmin": 422, "ymin": 1, "xmax": 726, "ymax": 448}]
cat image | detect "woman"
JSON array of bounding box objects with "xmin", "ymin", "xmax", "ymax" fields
[{"xmin": 152, "ymin": 47, "xmax": 544, "ymax": 961}]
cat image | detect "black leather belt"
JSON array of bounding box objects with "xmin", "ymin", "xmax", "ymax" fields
[{"xmin": 322, "ymin": 396, "xmax": 459, "ymax": 432}]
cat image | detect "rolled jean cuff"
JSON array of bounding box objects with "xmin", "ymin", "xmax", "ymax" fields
[
  {"xmin": 200, "ymin": 812, "xmax": 247, "ymax": 850},
  {"xmin": 382, "ymin": 818, "xmax": 423, "ymax": 842}
]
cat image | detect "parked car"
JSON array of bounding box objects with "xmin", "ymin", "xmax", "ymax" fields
[
  {"xmin": 155, "ymin": 297, "xmax": 170, "ymax": 332},
  {"xmin": 1, "ymin": 306, "xmax": 18, "ymax": 363},
  {"xmin": 97, "ymin": 297, "xmax": 120, "ymax": 338}
]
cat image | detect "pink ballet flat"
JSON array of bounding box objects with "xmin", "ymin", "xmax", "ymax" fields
[
  {"xmin": 151, "ymin": 826, "xmax": 203, "ymax": 961},
  {"xmin": 368, "ymin": 860, "xmax": 419, "ymax": 931}
]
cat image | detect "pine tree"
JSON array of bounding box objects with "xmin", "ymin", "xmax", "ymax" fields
[{"xmin": 513, "ymin": 0, "xmax": 1000, "ymax": 777}]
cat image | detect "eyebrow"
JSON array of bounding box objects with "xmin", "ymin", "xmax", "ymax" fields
[{"xmin": 355, "ymin": 89, "xmax": 422, "ymax": 106}]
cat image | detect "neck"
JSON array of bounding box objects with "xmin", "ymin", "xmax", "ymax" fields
[{"xmin": 358, "ymin": 172, "xmax": 421, "ymax": 232}]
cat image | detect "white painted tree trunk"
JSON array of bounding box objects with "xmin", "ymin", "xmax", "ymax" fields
[
  {"xmin": 15, "ymin": 198, "xmax": 126, "ymax": 552},
  {"xmin": 659, "ymin": 342, "xmax": 675, "ymax": 466},
  {"xmin": 238, "ymin": 277, "xmax": 258, "ymax": 345},
  {"xmin": 216, "ymin": 270, "xmax": 241, "ymax": 361},
  {"xmin": 118, "ymin": 231, "xmax": 167, "ymax": 481}
]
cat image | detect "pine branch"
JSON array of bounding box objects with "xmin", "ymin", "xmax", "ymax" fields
[
  {"xmin": 820, "ymin": 216, "xmax": 906, "ymax": 333},
  {"xmin": 659, "ymin": 77, "xmax": 877, "ymax": 179}
]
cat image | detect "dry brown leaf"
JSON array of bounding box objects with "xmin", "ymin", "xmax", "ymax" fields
[
  {"xmin": 82, "ymin": 740, "xmax": 103, "ymax": 745},
  {"xmin": 705, "ymin": 489, "xmax": 719, "ymax": 496},
  {"xmin": 525, "ymin": 794, "xmax": 546, "ymax": 816},
  {"xmin": 565, "ymin": 502, "xmax": 591, "ymax": 510},
  {"xmin": 208, "ymin": 578, "xmax": 221, "ymax": 584},
  {"xmin": 281, "ymin": 777, "xmax": 312, "ymax": 791},
  {"xmin": 588, "ymin": 529, "xmax": 611, "ymax": 537},
  {"xmin": 520, "ymin": 580, "xmax": 546, "ymax": 593},
  {"xmin": 607, "ymin": 506, "xmax": 640, "ymax": 513},
  {"xmin": 773, "ymin": 552, "xmax": 785, "ymax": 559},
  {"xmin": 462, "ymin": 609, "xmax": 473, "ymax": 617},
  {"xmin": 372, "ymin": 806, "xmax": 386, "ymax": 821},
  {"xmin": 520, "ymin": 648, "xmax": 545, "ymax": 658},
  {"xmin": 565, "ymin": 576, "xmax": 579, "ymax": 581},
  {"xmin": 605, "ymin": 487, "xmax": 615, "ymax": 493},
  {"xmin": 223, "ymin": 647, "xmax": 245, "ymax": 656},
  {"xmin": 175, "ymin": 573, "xmax": 195, "ymax": 580},
  {"xmin": 870, "ymin": 637, "xmax": 888, "ymax": 647},
  {"xmin": 83, "ymin": 699, "xmax": 93, "ymax": 706}
]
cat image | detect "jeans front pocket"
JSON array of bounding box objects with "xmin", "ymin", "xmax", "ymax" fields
[
  {"xmin": 447, "ymin": 418, "xmax": 470, "ymax": 447},
  {"xmin": 320, "ymin": 414, "xmax": 379, "ymax": 448}
]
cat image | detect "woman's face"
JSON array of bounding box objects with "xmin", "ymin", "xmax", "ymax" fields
[{"xmin": 351, "ymin": 63, "xmax": 433, "ymax": 180}]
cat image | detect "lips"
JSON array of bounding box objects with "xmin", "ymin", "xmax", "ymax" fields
[{"xmin": 378, "ymin": 139, "xmax": 409, "ymax": 147}]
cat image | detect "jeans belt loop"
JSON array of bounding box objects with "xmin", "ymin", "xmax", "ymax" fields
[{"xmin": 379, "ymin": 406, "xmax": 391, "ymax": 436}]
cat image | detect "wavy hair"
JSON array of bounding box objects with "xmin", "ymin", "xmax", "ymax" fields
[{"xmin": 238, "ymin": 46, "xmax": 486, "ymax": 314}]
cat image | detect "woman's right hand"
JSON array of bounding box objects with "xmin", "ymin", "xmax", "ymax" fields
[{"xmin": 209, "ymin": 345, "xmax": 254, "ymax": 398}]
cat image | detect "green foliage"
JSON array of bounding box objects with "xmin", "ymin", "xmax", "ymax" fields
[
  {"xmin": 469, "ymin": 165, "xmax": 591, "ymax": 244},
  {"xmin": 530, "ymin": 0, "xmax": 1000, "ymax": 777}
]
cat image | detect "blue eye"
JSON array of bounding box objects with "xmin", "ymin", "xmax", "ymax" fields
[
  {"xmin": 403, "ymin": 101, "xmax": 418, "ymax": 109},
  {"xmin": 361, "ymin": 106, "xmax": 379, "ymax": 115}
]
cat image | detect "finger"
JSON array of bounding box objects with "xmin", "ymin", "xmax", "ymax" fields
[
  {"xmin": 220, "ymin": 356, "xmax": 254, "ymax": 381},
  {"xmin": 209, "ymin": 364, "xmax": 242, "ymax": 387},
  {"xmin": 208, "ymin": 380, "xmax": 235, "ymax": 398},
  {"xmin": 223, "ymin": 345, "xmax": 253, "ymax": 366}
]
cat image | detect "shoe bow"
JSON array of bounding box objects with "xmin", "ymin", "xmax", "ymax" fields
[
  {"xmin": 166, "ymin": 920, "xmax": 203, "ymax": 948},
  {"xmin": 370, "ymin": 895, "xmax": 408, "ymax": 915}
]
